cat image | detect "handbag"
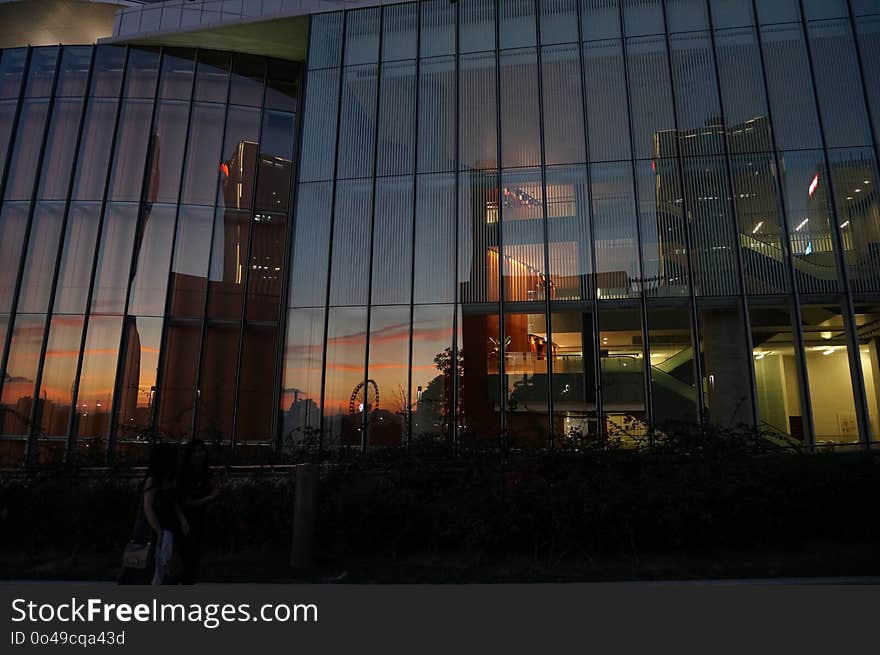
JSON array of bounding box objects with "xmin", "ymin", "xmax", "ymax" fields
[{"xmin": 122, "ymin": 540, "xmax": 152, "ymax": 570}]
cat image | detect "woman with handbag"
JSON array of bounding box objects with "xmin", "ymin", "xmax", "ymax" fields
[{"xmin": 118, "ymin": 443, "xmax": 189, "ymax": 585}]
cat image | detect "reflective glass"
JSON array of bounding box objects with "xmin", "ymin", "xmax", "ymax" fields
[
  {"xmin": 89, "ymin": 46, "xmax": 125, "ymax": 98},
  {"xmin": 156, "ymin": 321, "xmax": 200, "ymax": 438},
  {"xmin": 626, "ymin": 36, "xmax": 677, "ymax": 159},
  {"xmin": 73, "ymin": 315, "xmax": 122, "ymax": 441},
  {"xmin": 159, "ymin": 48, "xmax": 196, "ymax": 100},
  {"xmin": 547, "ymin": 165, "xmax": 591, "ymax": 301},
  {"xmin": 414, "ymin": 173, "xmax": 456, "ymax": 304},
  {"xmin": 181, "ymin": 103, "xmax": 225, "ymax": 205},
  {"xmin": 382, "ymin": 2, "xmax": 418, "ymax": 61},
  {"xmin": 229, "ymin": 54, "xmax": 265, "ymax": 106},
  {"xmin": 218, "ymin": 105, "xmax": 261, "ymax": 210},
  {"xmin": 599, "ymin": 304, "xmax": 647, "ymax": 438},
  {"xmin": 458, "ymin": 170, "xmax": 500, "ymax": 304},
  {"xmin": 108, "ymin": 99, "xmax": 154, "ymax": 201},
  {"xmin": 709, "ymin": 0, "xmax": 754, "ymax": 28},
  {"xmin": 237, "ymin": 325, "xmax": 278, "ymax": 443},
  {"xmin": 417, "ymin": 56, "xmax": 456, "ymax": 173},
  {"xmin": 128, "ymin": 204, "xmax": 177, "ymax": 317},
  {"xmin": 366, "ymin": 305, "xmax": 410, "ymax": 447},
  {"xmin": 123, "ymin": 47, "xmax": 160, "ymax": 99},
  {"xmin": 265, "ymin": 59, "xmax": 298, "ymax": 112},
  {"xmin": 281, "ymin": 308, "xmax": 325, "ymax": 445},
  {"xmin": 501, "ymin": 168, "xmax": 546, "ymax": 302},
  {"xmin": 500, "ymin": 0, "xmax": 538, "ymax": 49},
  {"xmin": 289, "ymin": 182, "xmax": 332, "ymax": 308},
  {"xmin": 0, "ymin": 202, "xmax": 31, "ymax": 313},
  {"xmin": 0, "ymin": 314, "xmax": 46, "ymax": 435},
  {"xmin": 421, "ymin": 0, "xmax": 457, "ymax": 57},
  {"xmin": 666, "ymin": 0, "xmax": 709, "ymax": 32},
  {"xmin": 647, "ymin": 302, "xmax": 699, "ymax": 426},
  {"xmin": 583, "ymin": 40, "xmax": 630, "ymax": 162},
  {"xmin": 71, "ymin": 98, "xmax": 118, "ymax": 200},
  {"xmin": 37, "ymin": 98, "xmax": 84, "ymax": 200},
  {"xmin": 308, "ymin": 12, "xmax": 344, "ymax": 70},
  {"xmin": 500, "ymin": 48, "xmax": 541, "ymax": 168},
  {"xmin": 116, "ymin": 316, "xmax": 163, "ymax": 439},
  {"xmin": 207, "ymin": 209, "xmax": 249, "ymax": 321},
  {"xmin": 24, "ymin": 47, "xmax": 58, "ymax": 98},
  {"xmin": 853, "ymin": 305, "xmax": 880, "ymax": 442},
  {"xmin": 540, "ymin": 0, "xmax": 579, "ymax": 45},
  {"xmin": 550, "ymin": 308, "xmax": 598, "ymax": 441},
  {"xmin": 505, "ymin": 311, "xmax": 550, "ymax": 447},
  {"xmin": 371, "ymin": 176, "xmax": 414, "ymax": 306},
  {"xmin": 591, "ymin": 162, "xmax": 640, "ymax": 299},
  {"xmin": 345, "ymin": 7, "xmax": 381, "ymax": 66},
  {"xmin": 168, "ymin": 205, "xmax": 213, "ymax": 318},
  {"xmin": 299, "ymin": 68, "xmax": 340, "ymax": 182},
  {"xmin": 856, "ymin": 18, "xmax": 880, "ymax": 149},
  {"xmin": 459, "ymin": 52, "xmax": 498, "ymax": 170},
  {"xmin": 337, "ymin": 64, "xmax": 378, "ymax": 179},
  {"xmin": 35, "ymin": 315, "xmax": 83, "ymax": 437},
  {"xmin": 4, "ymin": 99, "xmax": 50, "ymax": 200},
  {"xmin": 256, "ymin": 110, "xmax": 296, "ymax": 214},
  {"xmin": 580, "ymin": 0, "xmax": 621, "ymax": 41},
  {"xmin": 246, "ymin": 210, "xmax": 286, "ymax": 321},
  {"xmin": 330, "ymin": 178, "xmax": 373, "ymax": 307},
  {"xmin": 56, "ymin": 46, "xmax": 91, "ymax": 97},
  {"xmin": 376, "ymin": 60, "xmax": 416, "ymax": 176},
  {"xmin": 622, "ymin": 0, "xmax": 664, "ymax": 36},
  {"xmin": 90, "ymin": 203, "xmax": 138, "ymax": 315},
  {"xmin": 53, "ymin": 202, "xmax": 100, "ymax": 315},
  {"xmin": 541, "ymin": 44, "xmax": 586, "ymax": 165},
  {"xmin": 754, "ymin": 0, "xmax": 800, "ymax": 24},
  {"xmin": 195, "ymin": 323, "xmax": 238, "ymax": 441},
  {"xmin": 194, "ymin": 51, "xmax": 230, "ymax": 103},
  {"xmin": 16, "ymin": 202, "xmax": 64, "ymax": 314},
  {"xmin": 145, "ymin": 100, "xmax": 189, "ymax": 204},
  {"xmin": 669, "ymin": 32, "xmax": 724, "ymax": 157},
  {"xmin": 323, "ymin": 306, "xmax": 368, "ymax": 447},
  {"xmin": 458, "ymin": 308, "xmax": 502, "ymax": 443},
  {"xmin": 0, "ymin": 48, "xmax": 27, "ymax": 99},
  {"xmin": 410, "ymin": 304, "xmax": 455, "ymax": 440}
]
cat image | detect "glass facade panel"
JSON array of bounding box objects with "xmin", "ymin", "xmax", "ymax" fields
[
  {"xmin": 365, "ymin": 305, "xmax": 410, "ymax": 446},
  {"xmin": 35, "ymin": 315, "xmax": 83, "ymax": 437},
  {"xmin": 5, "ymin": 99, "xmax": 50, "ymax": 200},
  {"xmin": 458, "ymin": 307, "xmax": 502, "ymax": 443},
  {"xmin": 289, "ymin": 182, "xmax": 332, "ymax": 308},
  {"xmin": 459, "ymin": 52, "xmax": 498, "ymax": 170},
  {"xmin": 669, "ymin": 32, "xmax": 724, "ymax": 158},
  {"xmin": 501, "ymin": 168, "xmax": 546, "ymax": 302},
  {"xmin": 854, "ymin": 305, "xmax": 880, "ymax": 442},
  {"xmin": 0, "ymin": 202, "xmax": 30, "ymax": 314},
  {"xmin": 599, "ymin": 304, "xmax": 646, "ymax": 437},
  {"xmin": 459, "ymin": 170, "xmax": 500, "ymax": 304},
  {"xmin": 116, "ymin": 316, "xmax": 162, "ymax": 439},
  {"xmin": 155, "ymin": 321, "xmax": 200, "ymax": 439},
  {"xmin": 414, "ymin": 173, "xmax": 456, "ymax": 304},
  {"xmin": 505, "ymin": 311, "xmax": 550, "ymax": 446},
  {"xmin": 541, "ymin": 44, "xmax": 586, "ymax": 165},
  {"xmin": 382, "ymin": 2, "xmax": 418, "ymax": 62},
  {"xmin": 24, "ymin": 47, "xmax": 58, "ymax": 98},
  {"xmin": 580, "ymin": 0, "xmax": 621, "ymax": 41},
  {"xmin": 371, "ymin": 176, "xmax": 413, "ymax": 306},
  {"xmin": 376, "ymin": 60, "xmax": 416, "ymax": 177},
  {"xmin": 158, "ymin": 48, "xmax": 196, "ymax": 100},
  {"xmin": 344, "ymin": 7, "xmax": 381, "ymax": 66},
  {"xmin": 108, "ymin": 99, "xmax": 154, "ymax": 201},
  {"xmin": 500, "ymin": 0, "xmax": 538, "ymax": 50},
  {"xmin": 666, "ymin": 0, "xmax": 709, "ymax": 32},
  {"xmin": 181, "ymin": 103, "xmax": 225, "ymax": 205},
  {"xmin": 236, "ymin": 324, "xmax": 277, "ymax": 443},
  {"xmin": 417, "ymin": 56, "xmax": 455, "ymax": 173},
  {"xmin": 330, "ymin": 178, "xmax": 373, "ymax": 307},
  {"xmin": 52, "ymin": 202, "xmax": 100, "ymax": 315},
  {"xmin": 128, "ymin": 204, "xmax": 177, "ymax": 317},
  {"xmin": 648, "ymin": 302, "xmax": 698, "ymax": 426},
  {"xmin": 754, "ymin": 0, "xmax": 800, "ymax": 24},
  {"xmin": 37, "ymin": 98, "xmax": 84, "ymax": 199},
  {"xmin": 500, "ymin": 48, "xmax": 541, "ymax": 168},
  {"xmin": 550, "ymin": 308, "xmax": 598, "ymax": 441},
  {"xmin": 583, "ymin": 40, "xmax": 631, "ymax": 162},
  {"xmin": 622, "ymin": 0, "xmax": 664, "ymax": 36},
  {"xmin": 71, "ymin": 98, "xmax": 118, "ymax": 200},
  {"xmin": 857, "ymin": 18, "xmax": 880, "ymax": 150},
  {"xmin": 337, "ymin": 64, "xmax": 378, "ymax": 179},
  {"xmin": 709, "ymin": 0, "xmax": 755, "ymax": 28},
  {"xmin": 281, "ymin": 308, "xmax": 324, "ymax": 446},
  {"xmin": 90, "ymin": 203, "xmax": 138, "ymax": 315},
  {"xmin": 547, "ymin": 165, "xmax": 591, "ymax": 301},
  {"xmin": 626, "ymin": 36, "xmax": 676, "ymax": 159},
  {"xmin": 0, "ymin": 48, "xmax": 27, "ymax": 99},
  {"xmin": 299, "ymin": 68, "xmax": 340, "ymax": 182},
  {"xmin": 0, "ymin": 315, "xmax": 46, "ymax": 435},
  {"xmin": 195, "ymin": 323, "xmax": 238, "ymax": 441},
  {"xmin": 308, "ymin": 12, "xmax": 344, "ymax": 70},
  {"xmin": 16, "ymin": 202, "xmax": 64, "ymax": 314},
  {"xmin": 422, "ymin": 0, "xmax": 457, "ymax": 57},
  {"xmin": 323, "ymin": 306, "xmax": 367, "ymax": 447},
  {"xmin": 411, "ymin": 304, "xmax": 454, "ymax": 440},
  {"xmin": 73, "ymin": 315, "xmax": 122, "ymax": 442},
  {"xmin": 540, "ymin": 0, "xmax": 579, "ymax": 45},
  {"xmin": 591, "ymin": 162, "xmax": 640, "ymax": 299},
  {"xmin": 145, "ymin": 100, "xmax": 189, "ymax": 204},
  {"xmin": 56, "ymin": 47, "xmax": 91, "ymax": 97},
  {"xmin": 168, "ymin": 205, "xmax": 214, "ymax": 317}
]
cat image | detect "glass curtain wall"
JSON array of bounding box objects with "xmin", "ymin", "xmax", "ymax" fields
[
  {"xmin": 0, "ymin": 45, "xmax": 300, "ymax": 465},
  {"xmin": 285, "ymin": 0, "xmax": 880, "ymax": 452}
]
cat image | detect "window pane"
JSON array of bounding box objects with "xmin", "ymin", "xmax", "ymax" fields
[
  {"xmin": 580, "ymin": 0, "xmax": 621, "ymax": 41},
  {"xmin": 159, "ymin": 48, "xmax": 196, "ymax": 100},
  {"xmin": 667, "ymin": 0, "xmax": 709, "ymax": 32},
  {"xmin": 89, "ymin": 46, "xmax": 125, "ymax": 98},
  {"xmin": 754, "ymin": 0, "xmax": 800, "ymax": 24},
  {"xmin": 237, "ymin": 324, "xmax": 278, "ymax": 443},
  {"xmin": 459, "ymin": 170, "xmax": 500, "ymax": 303},
  {"xmin": 323, "ymin": 306, "xmax": 367, "ymax": 447},
  {"xmin": 731, "ymin": 153, "xmax": 789, "ymax": 295},
  {"xmin": 218, "ymin": 105, "xmax": 261, "ymax": 210},
  {"xmin": 801, "ymin": 304, "xmax": 859, "ymax": 445},
  {"xmin": 591, "ymin": 162, "xmax": 640, "ymax": 299},
  {"xmin": 0, "ymin": 202, "xmax": 30, "ymax": 314},
  {"xmin": 4, "ymin": 99, "xmax": 49, "ymax": 200},
  {"xmin": 459, "ymin": 52, "xmax": 498, "ymax": 170},
  {"xmin": 116, "ymin": 316, "xmax": 162, "ymax": 439},
  {"xmin": 542, "ymin": 44, "xmax": 586, "ymax": 165},
  {"xmin": 414, "ymin": 173, "xmax": 456, "ymax": 304},
  {"xmin": 0, "ymin": 48, "xmax": 27, "ymax": 99},
  {"xmin": 71, "ymin": 98, "xmax": 117, "ymax": 200},
  {"xmin": 411, "ymin": 304, "xmax": 454, "ymax": 440},
  {"xmin": 500, "ymin": 0, "xmax": 538, "ymax": 49},
  {"xmin": 74, "ymin": 315, "xmax": 122, "ymax": 441},
  {"xmin": 123, "ymin": 47, "xmax": 159, "ymax": 99},
  {"xmin": 229, "ymin": 54, "xmax": 264, "ymax": 106},
  {"xmin": 583, "ymin": 40, "xmax": 630, "ymax": 161},
  {"xmin": 626, "ymin": 36, "xmax": 677, "ymax": 159},
  {"xmin": 308, "ymin": 12, "xmax": 344, "ymax": 70},
  {"xmin": 56, "ymin": 46, "xmax": 91, "ymax": 97},
  {"xmin": 53, "ymin": 202, "xmax": 100, "ymax": 315},
  {"xmin": 366, "ymin": 305, "xmax": 410, "ymax": 446},
  {"xmin": 829, "ymin": 147, "xmax": 880, "ymax": 294},
  {"xmin": 265, "ymin": 59, "xmax": 298, "ymax": 112},
  {"xmin": 749, "ymin": 304, "xmax": 804, "ymax": 442},
  {"xmin": 540, "ymin": 0, "xmax": 579, "ymax": 45},
  {"xmin": 168, "ymin": 205, "xmax": 214, "ymax": 317},
  {"xmin": 128, "ymin": 203, "xmax": 176, "ymax": 317},
  {"xmin": 505, "ymin": 311, "xmax": 550, "ymax": 447},
  {"xmin": 337, "ymin": 64, "xmax": 378, "ymax": 179},
  {"xmin": 281, "ymin": 308, "xmax": 324, "ymax": 446},
  {"xmin": 181, "ymin": 103, "xmax": 224, "ymax": 205},
  {"xmin": 802, "ymin": 0, "xmax": 847, "ymax": 20},
  {"xmin": 156, "ymin": 321, "xmax": 200, "ymax": 439},
  {"xmin": 421, "ymin": 0, "xmax": 457, "ymax": 57},
  {"xmin": 648, "ymin": 302, "xmax": 698, "ymax": 426},
  {"xmin": 206, "ymin": 208, "xmax": 249, "ymax": 320},
  {"xmin": 697, "ymin": 298, "xmax": 753, "ymax": 428},
  {"xmin": 91, "ymin": 203, "xmax": 138, "ymax": 315},
  {"xmin": 807, "ymin": 20, "xmax": 873, "ymax": 149},
  {"xmin": 779, "ymin": 150, "xmax": 840, "ymax": 295},
  {"xmin": 289, "ymin": 182, "xmax": 332, "ymax": 308},
  {"xmin": 17, "ymin": 202, "xmax": 64, "ymax": 314},
  {"xmin": 501, "ymin": 168, "xmax": 546, "ymax": 302},
  {"xmin": 345, "ymin": 7, "xmax": 381, "ymax": 66},
  {"xmin": 256, "ymin": 110, "xmax": 296, "ymax": 214},
  {"xmin": 371, "ymin": 176, "xmax": 413, "ymax": 305},
  {"xmin": 330, "ymin": 178, "xmax": 373, "ymax": 307},
  {"xmin": 547, "ymin": 165, "xmax": 591, "ymax": 300},
  {"xmin": 37, "ymin": 98, "xmax": 83, "ymax": 199},
  {"xmin": 500, "ymin": 48, "xmax": 541, "ymax": 168},
  {"xmin": 35, "ymin": 315, "xmax": 83, "ymax": 437},
  {"xmin": 246, "ymin": 210, "xmax": 286, "ymax": 321},
  {"xmin": 194, "ymin": 51, "xmax": 230, "ymax": 103},
  {"xmin": 709, "ymin": 0, "xmax": 754, "ymax": 28},
  {"xmin": 0, "ymin": 314, "xmax": 45, "ymax": 435},
  {"xmin": 145, "ymin": 100, "xmax": 189, "ymax": 204},
  {"xmin": 670, "ymin": 32, "xmax": 724, "ymax": 157},
  {"xmin": 458, "ymin": 308, "xmax": 502, "ymax": 442},
  {"xmin": 195, "ymin": 323, "xmax": 238, "ymax": 442},
  {"xmin": 715, "ymin": 28, "xmax": 772, "ymax": 154},
  {"xmin": 382, "ymin": 2, "xmax": 418, "ymax": 61},
  {"xmin": 622, "ymin": 0, "xmax": 664, "ymax": 36},
  {"xmin": 108, "ymin": 99, "xmax": 153, "ymax": 201},
  {"xmin": 760, "ymin": 24, "xmax": 822, "ymax": 150},
  {"xmin": 854, "ymin": 305, "xmax": 880, "ymax": 443},
  {"xmin": 599, "ymin": 304, "xmax": 646, "ymax": 435},
  {"xmin": 24, "ymin": 47, "xmax": 59, "ymax": 98},
  {"xmin": 0, "ymin": 99, "xmax": 17, "ymax": 183},
  {"xmin": 682, "ymin": 156, "xmax": 740, "ymax": 296},
  {"xmin": 856, "ymin": 18, "xmax": 880, "ymax": 150},
  {"xmin": 550, "ymin": 308, "xmax": 598, "ymax": 441},
  {"xmin": 637, "ymin": 158, "xmax": 690, "ymax": 297},
  {"xmin": 376, "ymin": 60, "xmax": 416, "ymax": 177},
  {"xmin": 299, "ymin": 68, "xmax": 340, "ymax": 182},
  {"xmin": 417, "ymin": 56, "xmax": 456, "ymax": 173}
]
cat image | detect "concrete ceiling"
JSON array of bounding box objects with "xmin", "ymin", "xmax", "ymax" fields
[
  {"xmin": 0, "ymin": 0, "xmax": 119, "ymax": 48},
  {"xmin": 111, "ymin": 15, "xmax": 309, "ymax": 61}
]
